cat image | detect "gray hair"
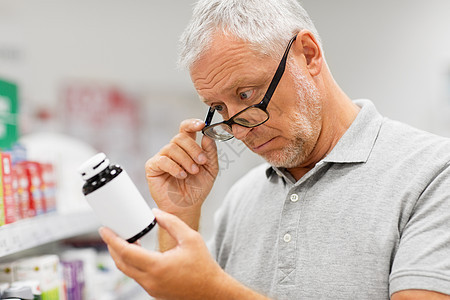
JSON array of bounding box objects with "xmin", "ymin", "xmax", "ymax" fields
[{"xmin": 178, "ymin": 0, "xmax": 322, "ymax": 70}]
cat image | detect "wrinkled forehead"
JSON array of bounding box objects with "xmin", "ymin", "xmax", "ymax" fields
[
  {"xmin": 190, "ymin": 33, "xmax": 275, "ymax": 96},
  {"xmin": 190, "ymin": 34, "xmax": 253, "ymax": 76}
]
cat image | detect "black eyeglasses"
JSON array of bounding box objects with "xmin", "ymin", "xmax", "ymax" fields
[{"xmin": 202, "ymin": 34, "xmax": 297, "ymax": 141}]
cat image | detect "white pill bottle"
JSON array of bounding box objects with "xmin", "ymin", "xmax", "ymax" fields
[{"xmin": 78, "ymin": 153, "xmax": 156, "ymax": 243}]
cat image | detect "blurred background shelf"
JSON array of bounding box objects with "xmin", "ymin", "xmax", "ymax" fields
[{"xmin": 0, "ymin": 211, "xmax": 100, "ymax": 258}]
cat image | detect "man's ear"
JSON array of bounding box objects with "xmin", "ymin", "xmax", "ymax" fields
[{"xmin": 293, "ymin": 30, "xmax": 323, "ymax": 76}]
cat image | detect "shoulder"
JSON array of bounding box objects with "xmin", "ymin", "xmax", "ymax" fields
[
  {"xmin": 380, "ymin": 118, "xmax": 450, "ymax": 152},
  {"xmin": 376, "ymin": 118, "xmax": 450, "ymax": 168}
]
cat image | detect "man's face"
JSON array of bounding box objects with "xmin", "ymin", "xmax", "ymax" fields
[{"xmin": 190, "ymin": 34, "xmax": 322, "ymax": 168}]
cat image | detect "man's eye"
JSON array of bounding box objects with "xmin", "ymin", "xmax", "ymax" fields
[
  {"xmin": 213, "ymin": 104, "xmax": 224, "ymax": 112},
  {"xmin": 213, "ymin": 105, "xmax": 228, "ymax": 117},
  {"xmin": 239, "ymin": 90, "xmax": 254, "ymax": 100}
]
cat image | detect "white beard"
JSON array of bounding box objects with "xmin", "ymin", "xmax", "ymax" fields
[{"xmin": 263, "ymin": 61, "xmax": 322, "ymax": 168}]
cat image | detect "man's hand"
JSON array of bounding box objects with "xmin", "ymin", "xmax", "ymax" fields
[
  {"xmin": 145, "ymin": 119, "xmax": 218, "ymax": 221},
  {"xmin": 99, "ymin": 208, "xmax": 268, "ymax": 300},
  {"xmin": 145, "ymin": 119, "xmax": 218, "ymax": 250}
]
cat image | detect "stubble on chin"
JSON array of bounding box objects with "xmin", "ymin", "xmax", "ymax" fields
[
  {"xmin": 260, "ymin": 121, "xmax": 314, "ymax": 169},
  {"xmin": 264, "ymin": 136, "xmax": 307, "ymax": 168},
  {"xmin": 262, "ymin": 64, "xmax": 322, "ymax": 168},
  {"xmin": 243, "ymin": 113, "xmax": 319, "ymax": 168}
]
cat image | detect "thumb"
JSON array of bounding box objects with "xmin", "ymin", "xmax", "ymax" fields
[
  {"xmin": 201, "ymin": 134, "xmax": 217, "ymax": 156},
  {"xmin": 152, "ymin": 208, "xmax": 194, "ymax": 244}
]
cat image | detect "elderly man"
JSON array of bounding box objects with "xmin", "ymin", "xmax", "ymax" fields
[{"xmin": 100, "ymin": 0, "xmax": 450, "ymax": 299}]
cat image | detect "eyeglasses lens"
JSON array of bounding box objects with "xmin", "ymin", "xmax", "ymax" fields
[
  {"xmin": 204, "ymin": 124, "xmax": 233, "ymax": 141},
  {"xmin": 204, "ymin": 107, "xmax": 269, "ymax": 141}
]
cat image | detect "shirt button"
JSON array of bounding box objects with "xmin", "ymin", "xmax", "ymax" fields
[
  {"xmin": 283, "ymin": 233, "xmax": 292, "ymax": 243},
  {"xmin": 290, "ymin": 194, "xmax": 299, "ymax": 202}
]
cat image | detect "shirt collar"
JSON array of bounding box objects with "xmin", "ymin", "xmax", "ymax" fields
[{"xmin": 266, "ymin": 99, "xmax": 384, "ymax": 179}]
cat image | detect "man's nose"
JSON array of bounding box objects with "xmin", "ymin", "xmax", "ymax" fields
[{"xmin": 231, "ymin": 124, "xmax": 252, "ymax": 140}]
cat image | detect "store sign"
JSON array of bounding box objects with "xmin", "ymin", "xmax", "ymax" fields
[{"xmin": 0, "ymin": 79, "xmax": 19, "ymax": 149}]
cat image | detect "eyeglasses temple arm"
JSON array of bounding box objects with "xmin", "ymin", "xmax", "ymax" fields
[
  {"xmin": 260, "ymin": 35, "xmax": 297, "ymax": 110},
  {"xmin": 204, "ymin": 106, "xmax": 215, "ymax": 127}
]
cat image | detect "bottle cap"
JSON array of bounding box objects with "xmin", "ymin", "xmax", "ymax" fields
[{"xmin": 78, "ymin": 153, "xmax": 110, "ymax": 180}]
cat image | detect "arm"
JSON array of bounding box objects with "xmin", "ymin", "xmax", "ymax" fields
[
  {"xmin": 100, "ymin": 208, "xmax": 270, "ymax": 300},
  {"xmin": 144, "ymin": 119, "xmax": 218, "ymax": 251},
  {"xmin": 391, "ymin": 290, "xmax": 450, "ymax": 300},
  {"xmin": 389, "ymin": 162, "xmax": 450, "ymax": 297}
]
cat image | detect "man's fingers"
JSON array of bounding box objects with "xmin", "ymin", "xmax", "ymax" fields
[
  {"xmin": 98, "ymin": 226, "xmax": 122, "ymax": 246},
  {"xmin": 179, "ymin": 119, "xmax": 205, "ymax": 137},
  {"xmin": 201, "ymin": 135, "xmax": 218, "ymax": 166},
  {"xmin": 161, "ymin": 143, "xmax": 198, "ymax": 176},
  {"xmin": 171, "ymin": 133, "xmax": 208, "ymax": 166},
  {"xmin": 152, "ymin": 208, "xmax": 199, "ymax": 245},
  {"xmin": 107, "ymin": 245, "xmax": 146, "ymax": 278},
  {"xmin": 99, "ymin": 227, "xmax": 161, "ymax": 272},
  {"xmin": 145, "ymin": 119, "xmax": 208, "ymax": 179},
  {"xmin": 175, "ymin": 119, "xmax": 209, "ymax": 167},
  {"xmin": 146, "ymin": 155, "xmax": 187, "ymax": 179}
]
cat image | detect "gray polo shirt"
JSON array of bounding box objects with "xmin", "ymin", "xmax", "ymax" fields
[{"xmin": 209, "ymin": 99, "xmax": 450, "ymax": 299}]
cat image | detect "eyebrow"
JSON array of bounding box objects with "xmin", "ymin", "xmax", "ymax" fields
[
  {"xmin": 197, "ymin": 72, "xmax": 270, "ymax": 107},
  {"xmin": 196, "ymin": 82, "xmax": 238, "ymax": 106},
  {"xmin": 198, "ymin": 95, "xmax": 207, "ymax": 103},
  {"xmin": 198, "ymin": 95, "xmax": 214, "ymax": 107}
]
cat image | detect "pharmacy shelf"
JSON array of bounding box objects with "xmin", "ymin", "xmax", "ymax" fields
[{"xmin": 0, "ymin": 211, "xmax": 100, "ymax": 258}]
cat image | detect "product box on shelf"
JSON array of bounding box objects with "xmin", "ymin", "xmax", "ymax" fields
[
  {"xmin": 0, "ymin": 173, "xmax": 3, "ymax": 226},
  {"xmin": 0, "ymin": 262, "xmax": 15, "ymax": 283},
  {"xmin": 0, "ymin": 158, "xmax": 57, "ymax": 225},
  {"xmin": 10, "ymin": 166, "xmax": 21, "ymax": 223},
  {"xmin": 13, "ymin": 162, "xmax": 31, "ymax": 219},
  {"xmin": 41, "ymin": 163, "xmax": 56, "ymax": 213},
  {"xmin": 60, "ymin": 260, "xmax": 84, "ymax": 300},
  {"xmin": 60, "ymin": 248, "xmax": 96, "ymax": 300},
  {"xmin": 17, "ymin": 161, "xmax": 46, "ymax": 217},
  {"xmin": 1, "ymin": 248, "xmax": 143, "ymax": 299},
  {"xmin": 14, "ymin": 255, "xmax": 60, "ymax": 300},
  {"xmin": 1, "ymin": 153, "xmax": 17, "ymax": 225}
]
